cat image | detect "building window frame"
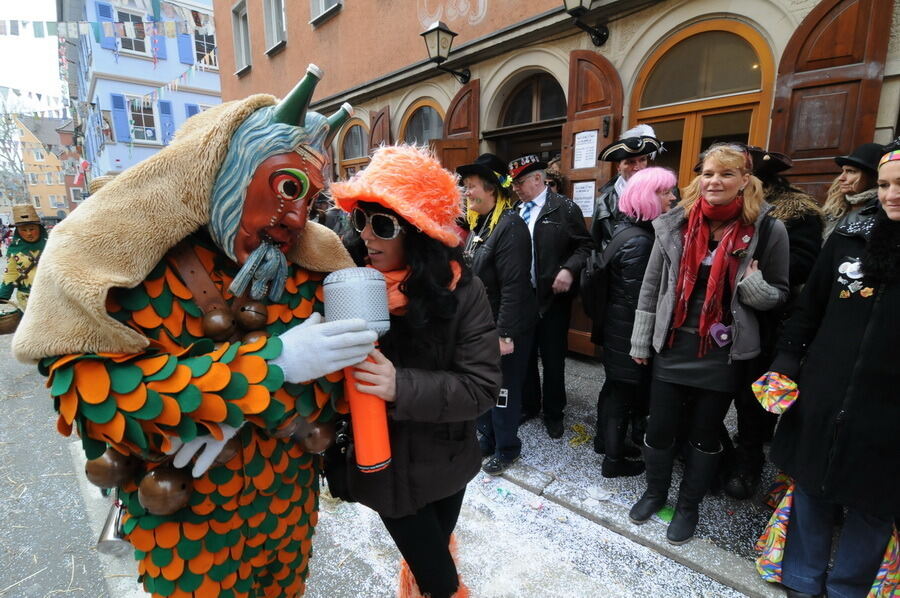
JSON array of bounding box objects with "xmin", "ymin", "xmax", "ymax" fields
[
  {"xmin": 32, "ymin": 149, "xmax": 45, "ymax": 161},
  {"xmin": 337, "ymin": 118, "xmax": 370, "ymax": 179},
  {"xmin": 629, "ymin": 20, "xmax": 775, "ymax": 188},
  {"xmin": 398, "ymin": 99, "xmax": 445, "ymax": 146},
  {"xmin": 124, "ymin": 94, "xmax": 161, "ymax": 144},
  {"xmin": 71, "ymin": 188, "xmax": 84, "ymax": 203},
  {"xmin": 232, "ymin": 1, "xmax": 252, "ymax": 75},
  {"xmin": 309, "ymin": 0, "xmax": 342, "ymax": 26},
  {"xmin": 33, "ymin": 195, "xmax": 41, "ymax": 208},
  {"xmin": 116, "ymin": 8, "xmax": 150, "ymax": 56},
  {"xmin": 45, "ymin": 172, "xmax": 54, "ymax": 185},
  {"xmin": 29, "ymin": 173, "xmax": 39, "ymax": 185},
  {"xmin": 264, "ymin": 0, "xmax": 287, "ymax": 53},
  {"xmin": 194, "ymin": 21, "xmax": 218, "ymax": 69},
  {"xmin": 500, "ymin": 73, "xmax": 567, "ymax": 127}
]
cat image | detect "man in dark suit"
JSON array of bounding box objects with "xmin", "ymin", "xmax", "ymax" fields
[{"xmin": 510, "ymin": 155, "xmax": 593, "ymax": 439}]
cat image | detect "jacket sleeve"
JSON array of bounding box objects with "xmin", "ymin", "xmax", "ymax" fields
[
  {"xmin": 736, "ymin": 219, "xmax": 790, "ymax": 311},
  {"xmin": 562, "ymin": 200, "xmax": 594, "ymax": 275},
  {"xmin": 494, "ymin": 217, "xmax": 535, "ymax": 338},
  {"xmin": 618, "ymin": 234, "xmax": 653, "ymax": 311},
  {"xmin": 630, "ymin": 238, "xmax": 665, "ymax": 358},
  {"xmin": 769, "ymin": 234, "xmax": 839, "ymax": 378},
  {"xmin": 0, "ymin": 256, "xmax": 20, "ymax": 300},
  {"xmin": 392, "ymin": 278, "xmax": 501, "ymax": 423}
]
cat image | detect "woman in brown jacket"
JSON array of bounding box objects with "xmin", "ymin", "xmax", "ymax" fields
[{"xmin": 330, "ymin": 145, "xmax": 501, "ymax": 598}]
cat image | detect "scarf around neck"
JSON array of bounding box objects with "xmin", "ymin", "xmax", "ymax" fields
[
  {"xmin": 670, "ymin": 197, "xmax": 754, "ymax": 356},
  {"xmin": 369, "ymin": 261, "xmax": 462, "ymax": 315}
]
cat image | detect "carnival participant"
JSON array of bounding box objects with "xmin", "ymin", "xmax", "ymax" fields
[
  {"xmin": 545, "ymin": 155, "xmax": 566, "ymax": 196},
  {"xmin": 330, "ymin": 144, "xmax": 500, "ymax": 598},
  {"xmin": 723, "ymin": 147, "xmax": 824, "ymax": 500},
  {"xmin": 754, "ymin": 140, "xmax": 900, "ymax": 598},
  {"xmin": 511, "ymin": 154, "xmax": 593, "ymax": 439},
  {"xmin": 457, "ymin": 153, "xmax": 536, "ymax": 475},
  {"xmin": 592, "ymin": 124, "xmax": 662, "ymax": 250},
  {"xmin": 822, "ymin": 142, "xmax": 884, "ymax": 240},
  {"xmin": 0, "ymin": 205, "xmax": 47, "ymax": 311},
  {"xmin": 13, "ymin": 66, "xmax": 376, "ymax": 597},
  {"xmin": 594, "ymin": 167, "xmax": 675, "ymax": 478},
  {"xmin": 629, "ymin": 143, "xmax": 789, "ymax": 545}
]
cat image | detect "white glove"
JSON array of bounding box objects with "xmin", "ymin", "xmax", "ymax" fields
[
  {"xmin": 166, "ymin": 423, "xmax": 241, "ymax": 478},
  {"xmin": 270, "ymin": 312, "xmax": 377, "ymax": 383}
]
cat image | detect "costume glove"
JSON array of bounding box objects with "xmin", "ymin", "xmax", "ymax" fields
[
  {"xmin": 751, "ymin": 371, "xmax": 799, "ymax": 414},
  {"xmin": 270, "ymin": 312, "xmax": 377, "ymax": 383},
  {"xmin": 166, "ymin": 423, "xmax": 241, "ymax": 478}
]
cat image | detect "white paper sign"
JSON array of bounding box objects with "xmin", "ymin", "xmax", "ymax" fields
[
  {"xmin": 573, "ymin": 130, "xmax": 599, "ymax": 170},
  {"xmin": 572, "ymin": 181, "xmax": 596, "ymax": 217}
]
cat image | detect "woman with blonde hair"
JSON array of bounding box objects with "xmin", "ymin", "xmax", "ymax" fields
[
  {"xmin": 821, "ymin": 143, "xmax": 884, "ymax": 239},
  {"xmin": 629, "ymin": 143, "xmax": 790, "ymax": 544}
]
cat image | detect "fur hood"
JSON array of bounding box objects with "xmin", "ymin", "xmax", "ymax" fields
[
  {"xmin": 766, "ymin": 188, "xmax": 824, "ymax": 223},
  {"xmin": 13, "ymin": 95, "xmax": 353, "ymax": 363}
]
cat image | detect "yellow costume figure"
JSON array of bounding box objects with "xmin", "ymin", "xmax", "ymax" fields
[{"xmin": 0, "ymin": 205, "xmax": 47, "ymax": 311}]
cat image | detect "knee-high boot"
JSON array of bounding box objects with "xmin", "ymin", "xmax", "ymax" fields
[
  {"xmin": 601, "ymin": 416, "xmax": 645, "ymax": 478},
  {"xmin": 666, "ymin": 443, "xmax": 721, "ymax": 545},
  {"xmin": 629, "ymin": 438, "xmax": 675, "ymax": 524}
]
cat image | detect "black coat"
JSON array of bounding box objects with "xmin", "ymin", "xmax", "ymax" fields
[
  {"xmin": 769, "ymin": 226, "xmax": 900, "ymax": 517},
  {"xmin": 532, "ymin": 190, "xmax": 594, "ymax": 315},
  {"xmin": 590, "ymin": 177, "xmax": 622, "ymax": 250},
  {"xmin": 347, "ymin": 277, "xmax": 501, "ymax": 519},
  {"xmin": 596, "ymin": 220, "xmax": 654, "ymax": 384},
  {"xmin": 467, "ymin": 209, "xmax": 536, "ymax": 338},
  {"xmin": 767, "ymin": 188, "xmax": 824, "ymax": 291}
]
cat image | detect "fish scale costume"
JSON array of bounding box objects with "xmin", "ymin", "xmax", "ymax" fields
[{"xmin": 13, "ymin": 66, "xmax": 363, "ymax": 597}]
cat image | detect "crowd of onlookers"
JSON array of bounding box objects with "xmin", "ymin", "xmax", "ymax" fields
[{"xmin": 317, "ymin": 129, "xmax": 900, "ymax": 598}]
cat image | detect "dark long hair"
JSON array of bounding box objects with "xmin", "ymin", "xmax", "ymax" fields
[
  {"xmin": 863, "ymin": 209, "xmax": 900, "ymax": 284},
  {"xmin": 342, "ymin": 202, "xmax": 471, "ymax": 334}
]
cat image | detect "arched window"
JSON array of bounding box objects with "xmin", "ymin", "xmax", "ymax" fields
[
  {"xmin": 630, "ymin": 22, "xmax": 774, "ymax": 187},
  {"xmin": 502, "ymin": 73, "xmax": 566, "ymax": 127},
  {"xmin": 338, "ymin": 120, "xmax": 369, "ymax": 178},
  {"xmin": 399, "ymin": 99, "xmax": 444, "ymax": 145}
]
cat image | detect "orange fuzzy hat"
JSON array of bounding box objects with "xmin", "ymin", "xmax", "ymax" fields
[{"xmin": 330, "ymin": 144, "xmax": 463, "ymax": 247}]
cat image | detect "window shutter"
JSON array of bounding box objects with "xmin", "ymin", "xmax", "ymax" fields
[
  {"xmin": 177, "ymin": 33, "xmax": 195, "ymax": 65},
  {"xmin": 147, "ymin": 16, "xmax": 167, "ymax": 60},
  {"xmin": 96, "ymin": 2, "xmax": 116, "ymax": 50},
  {"xmin": 159, "ymin": 101, "xmax": 175, "ymax": 145},
  {"xmin": 185, "ymin": 104, "xmax": 200, "ymax": 118},
  {"xmin": 110, "ymin": 94, "xmax": 131, "ymax": 143}
]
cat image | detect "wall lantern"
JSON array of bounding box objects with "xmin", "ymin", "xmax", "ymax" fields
[
  {"xmin": 420, "ymin": 21, "xmax": 471, "ymax": 85},
  {"xmin": 563, "ymin": 0, "xmax": 609, "ymax": 47}
]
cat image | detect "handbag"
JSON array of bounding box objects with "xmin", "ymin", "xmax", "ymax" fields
[{"xmin": 322, "ymin": 417, "xmax": 355, "ymax": 502}]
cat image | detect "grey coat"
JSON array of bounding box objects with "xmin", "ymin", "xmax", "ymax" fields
[{"xmin": 630, "ymin": 204, "xmax": 790, "ymax": 361}]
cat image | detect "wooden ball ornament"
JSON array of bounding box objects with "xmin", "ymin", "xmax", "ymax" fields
[
  {"xmin": 293, "ymin": 420, "xmax": 336, "ymax": 454},
  {"xmin": 85, "ymin": 448, "xmax": 140, "ymax": 488},
  {"xmin": 236, "ymin": 300, "xmax": 268, "ymax": 331},
  {"xmin": 138, "ymin": 467, "xmax": 193, "ymax": 515},
  {"xmin": 241, "ymin": 330, "xmax": 270, "ymax": 345},
  {"xmin": 202, "ymin": 307, "xmax": 237, "ymax": 341},
  {"xmin": 271, "ymin": 417, "xmax": 302, "ymax": 439}
]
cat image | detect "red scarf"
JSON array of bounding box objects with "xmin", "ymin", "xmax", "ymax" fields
[
  {"xmin": 369, "ymin": 261, "xmax": 462, "ymax": 315},
  {"xmin": 670, "ymin": 197, "xmax": 754, "ymax": 356}
]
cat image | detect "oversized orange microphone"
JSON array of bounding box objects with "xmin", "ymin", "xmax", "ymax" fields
[{"xmin": 323, "ymin": 267, "xmax": 391, "ymax": 473}]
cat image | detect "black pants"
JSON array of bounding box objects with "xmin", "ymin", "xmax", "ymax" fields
[
  {"xmin": 646, "ymin": 379, "xmax": 732, "ymax": 452},
  {"xmin": 380, "ymin": 489, "xmax": 466, "ymax": 598},
  {"xmin": 522, "ymin": 298, "xmax": 571, "ymax": 422},
  {"xmin": 733, "ymin": 357, "xmax": 778, "ymax": 460},
  {"xmin": 478, "ymin": 328, "xmax": 532, "ymax": 461}
]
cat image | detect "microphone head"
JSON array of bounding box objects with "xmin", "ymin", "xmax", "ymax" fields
[{"xmin": 323, "ymin": 267, "xmax": 391, "ymax": 337}]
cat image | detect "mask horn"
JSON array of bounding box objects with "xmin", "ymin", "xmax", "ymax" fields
[
  {"xmin": 272, "ymin": 64, "xmax": 323, "ymax": 126},
  {"xmin": 323, "ymin": 103, "xmax": 354, "ymax": 147}
]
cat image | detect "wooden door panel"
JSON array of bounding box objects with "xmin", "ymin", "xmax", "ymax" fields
[
  {"xmin": 444, "ymin": 80, "xmax": 480, "ymax": 139},
  {"xmin": 785, "ymin": 82, "xmax": 859, "ymax": 156},
  {"xmin": 797, "ymin": 1, "xmax": 868, "ymax": 69},
  {"xmin": 369, "ymin": 106, "xmax": 392, "ymax": 150},
  {"xmin": 430, "ymin": 138, "xmax": 479, "ymax": 173}
]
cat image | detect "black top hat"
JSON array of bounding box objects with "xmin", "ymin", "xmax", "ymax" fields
[
  {"xmin": 835, "ymin": 143, "xmax": 885, "ymax": 175},
  {"xmin": 508, "ymin": 154, "xmax": 548, "ymax": 180},
  {"xmin": 598, "ymin": 135, "xmax": 662, "ymax": 162},
  {"xmin": 745, "ymin": 145, "xmax": 792, "ymax": 176},
  {"xmin": 456, "ymin": 153, "xmax": 510, "ymax": 187}
]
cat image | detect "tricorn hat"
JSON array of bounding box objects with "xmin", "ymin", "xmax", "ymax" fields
[
  {"xmin": 456, "ymin": 153, "xmax": 511, "ymax": 188},
  {"xmin": 599, "ymin": 124, "xmax": 662, "ymax": 162},
  {"xmin": 508, "ymin": 154, "xmax": 548, "ymax": 180},
  {"xmin": 745, "ymin": 146, "xmax": 792, "ymax": 176},
  {"xmin": 12, "ymin": 205, "xmax": 40, "ymax": 226},
  {"xmin": 835, "ymin": 143, "xmax": 885, "ymax": 176}
]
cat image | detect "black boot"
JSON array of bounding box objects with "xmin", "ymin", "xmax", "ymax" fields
[
  {"xmin": 666, "ymin": 444, "xmax": 722, "ymax": 545},
  {"xmin": 724, "ymin": 444, "xmax": 763, "ymax": 500},
  {"xmin": 628, "ymin": 439, "xmax": 675, "ymax": 524},
  {"xmin": 593, "ymin": 385, "xmax": 608, "ymax": 454},
  {"xmin": 601, "ymin": 416, "xmax": 645, "ymax": 478}
]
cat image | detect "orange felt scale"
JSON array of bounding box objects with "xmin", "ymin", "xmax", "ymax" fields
[{"xmin": 74, "ymin": 360, "xmax": 110, "ymax": 404}]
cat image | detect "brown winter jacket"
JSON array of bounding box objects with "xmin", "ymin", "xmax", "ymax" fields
[{"xmin": 346, "ymin": 276, "xmax": 501, "ymax": 518}]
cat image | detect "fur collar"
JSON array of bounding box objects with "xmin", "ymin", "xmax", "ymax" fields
[{"xmin": 766, "ymin": 188, "xmax": 823, "ymax": 222}]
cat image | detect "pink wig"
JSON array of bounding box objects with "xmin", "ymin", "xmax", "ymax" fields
[{"xmin": 618, "ymin": 167, "xmax": 676, "ymax": 222}]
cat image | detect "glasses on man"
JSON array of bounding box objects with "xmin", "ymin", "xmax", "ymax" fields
[{"xmin": 350, "ymin": 207, "xmax": 405, "ymax": 240}]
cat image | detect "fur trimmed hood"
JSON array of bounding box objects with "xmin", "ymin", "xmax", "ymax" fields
[
  {"xmin": 13, "ymin": 94, "xmax": 353, "ymax": 363},
  {"xmin": 767, "ymin": 188, "xmax": 824, "ymax": 223}
]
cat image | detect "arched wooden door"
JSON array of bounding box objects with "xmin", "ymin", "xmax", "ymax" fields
[
  {"xmin": 560, "ymin": 50, "xmax": 623, "ymax": 356},
  {"xmin": 769, "ymin": 0, "xmax": 892, "ymax": 200},
  {"xmin": 369, "ymin": 106, "xmax": 393, "ymax": 150},
  {"xmin": 431, "ymin": 79, "xmax": 480, "ymax": 172}
]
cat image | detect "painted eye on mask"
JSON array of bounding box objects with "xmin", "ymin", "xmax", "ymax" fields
[{"xmin": 269, "ymin": 168, "xmax": 311, "ymax": 201}]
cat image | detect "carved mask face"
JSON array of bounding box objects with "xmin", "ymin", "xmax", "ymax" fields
[{"xmin": 233, "ymin": 151, "xmax": 324, "ymax": 264}]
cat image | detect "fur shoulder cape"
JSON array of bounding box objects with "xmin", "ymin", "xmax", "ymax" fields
[
  {"xmin": 767, "ymin": 188, "xmax": 824, "ymax": 223},
  {"xmin": 13, "ymin": 95, "xmax": 353, "ymax": 363}
]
